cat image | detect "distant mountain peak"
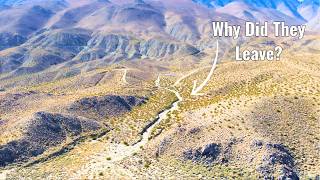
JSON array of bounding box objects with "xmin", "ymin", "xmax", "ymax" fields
[{"xmin": 193, "ymin": 0, "xmax": 319, "ymax": 21}]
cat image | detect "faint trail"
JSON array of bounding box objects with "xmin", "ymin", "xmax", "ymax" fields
[
  {"xmin": 93, "ymin": 72, "xmax": 109, "ymax": 86},
  {"xmin": 173, "ymin": 66, "xmax": 211, "ymax": 87},
  {"xmin": 1, "ymin": 53, "xmax": 216, "ymax": 179},
  {"xmin": 72, "ymin": 75, "xmax": 184, "ymax": 178},
  {"xmin": 1, "ymin": 66, "xmax": 196, "ymax": 179}
]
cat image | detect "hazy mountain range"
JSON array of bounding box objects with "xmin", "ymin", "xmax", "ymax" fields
[
  {"xmin": 0, "ymin": 0, "xmax": 318, "ymax": 82},
  {"xmin": 194, "ymin": 0, "xmax": 320, "ymax": 21}
]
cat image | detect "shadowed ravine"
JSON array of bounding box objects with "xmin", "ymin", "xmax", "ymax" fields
[{"xmin": 71, "ymin": 77, "xmax": 184, "ymax": 178}]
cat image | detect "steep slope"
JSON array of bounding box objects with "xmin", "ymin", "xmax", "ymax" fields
[
  {"xmin": 0, "ymin": 112, "xmax": 102, "ymax": 167},
  {"xmin": 0, "ymin": 28, "xmax": 92, "ymax": 76},
  {"xmin": 0, "ymin": 90, "xmax": 148, "ymax": 167},
  {"xmin": 68, "ymin": 95, "xmax": 147, "ymax": 120},
  {"xmin": 0, "ymin": 0, "xmax": 208, "ymax": 79}
]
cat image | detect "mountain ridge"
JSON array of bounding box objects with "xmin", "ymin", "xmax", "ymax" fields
[
  {"xmin": 0, "ymin": 0, "xmax": 318, "ymax": 81},
  {"xmin": 193, "ymin": 0, "xmax": 320, "ymax": 21}
]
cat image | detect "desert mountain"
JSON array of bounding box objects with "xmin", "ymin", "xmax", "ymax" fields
[
  {"xmin": 0, "ymin": 0, "xmax": 317, "ymax": 81},
  {"xmin": 194, "ymin": 0, "xmax": 320, "ymax": 21},
  {"xmin": 214, "ymin": 1, "xmax": 304, "ymax": 23}
]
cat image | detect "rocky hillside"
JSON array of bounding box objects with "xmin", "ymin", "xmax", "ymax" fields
[
  {"xmin": 0, "ymin": 91, "xmax": 147, "ymax": 167},
  {"xmin": 68, "ymin": 95, "xmax": 147, "ymax": 120},
  {"xmin": 0, "ymin": 112, "xmax": 101, "ymax": 167},
  {"xmin": 0, "ymin": 0, "xmax": 211, "ymax": 80}
]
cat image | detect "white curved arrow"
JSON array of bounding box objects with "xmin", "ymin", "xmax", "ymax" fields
[
  {"xmin": 122, "ymin": 69, "xmax": 128, "ymax": 84},
  {"xmin": 155, "ymin": 75, "xmax": 161, "ymax": 87},
  {"xmin": 191, "ymin": 40, "xmax": 219, "ymax": 96}
]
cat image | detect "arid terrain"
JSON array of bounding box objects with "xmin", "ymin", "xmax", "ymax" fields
[{"xmin": 0, "ymin": 0, "xmax": 319, "ymax": 179}]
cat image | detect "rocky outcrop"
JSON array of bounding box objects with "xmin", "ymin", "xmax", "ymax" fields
[
  {"xmin": 181, "ymin": 138, "xmax": 240, "ymax": 166},
  {"xmin": 256, "ymin": 142, "xmax": 299, "ymax": 180},
  {"xmin": 181, "ymin": 139, "xmax": 299, "ymax": 179},
  {"xmin": 183, "ymin": 143, "xmax": 221, "ymax": 165},
  {"xmin": 0, "ymin": 112, "xmax": 101, "ymax": 167}
]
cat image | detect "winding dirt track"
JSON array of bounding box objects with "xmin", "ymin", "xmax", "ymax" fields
[{"xmin": 0, "ymin": 65, "xmax": 209, "ymax": 179}]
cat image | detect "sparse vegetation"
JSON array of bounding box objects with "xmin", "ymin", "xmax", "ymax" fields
[{"xmin": 0, "ymin": 12, "xmax": 319, "ymax": 179}]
